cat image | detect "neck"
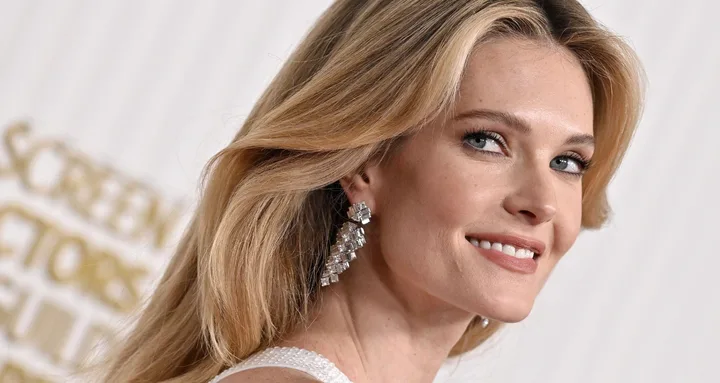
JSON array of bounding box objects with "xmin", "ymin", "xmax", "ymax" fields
[{"xmin": 279, "ymin": 256, "xmax": 474, "ymax": 383}]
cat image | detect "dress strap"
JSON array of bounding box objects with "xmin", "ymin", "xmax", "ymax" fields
[{"xmin": 209, "ymin": 346, "xmax": 352, "ymax": 383}]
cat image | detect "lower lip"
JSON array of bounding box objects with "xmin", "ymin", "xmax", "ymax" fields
[{"xmin": 469, "ymin": 241, "xmax": 538, "ymax": 274}]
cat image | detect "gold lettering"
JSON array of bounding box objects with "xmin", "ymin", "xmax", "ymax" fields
[
  {"xmin": 104, "ymin": 179, "xmax": 183, "ymax": 249},
  {"xmin": 2, "ymin": 122, "xmax": 29, "ymax": 179},
  {"xmin": 105, "ymin": 180, "xmax": 147, "ymax": 238},
  {"xmin": 88, "ymin": 249, "xmax": 147, "ymax": 312},
  {"xmin": 0, "ymin": 205, "xmax": 55, "ymax": 267},
  {"xmin": 46, "ymin": 234, "xmax": 90, "ymax": 284},
  {"xmin": 23, "ymin": 300, "xmax": 75, "ymax": 363},
  {"xmin": 0, "ymin": 276, "xmax": 29, "ymax": 341},
  {"xmin": 0, "ymin": 362, "xmax": 25, "ymax": 383},
  {"xmin": 56, "ymin": 155, "xmax": 104, "ymax": 219},
  {"xmin": 21, "ymin": 212, "xmax": 54, "ymax": 268},
  {"xmin": 0, "ymin": 122, "xmax": 21, "ymax": 178},
  {"xmin": 0, "ymin": 204, "xmax": 150, "ymax": 313},
  {"xmin": 1, "ymin": 122, "xmax": 184, "ymax": 251},
  {"xmin": 0, "ymin": 361, "xmax": 52, "ymax": 383},
  {"xmin": 0, "ymin": 206, "xmax": 16, "ymax": 258},
  {"xmin": 4, "ymin": 123, "xmax": 68, "ymax": 197},
  {"xmin": 16, "ymin": 141, "xmax": 68, "ymax": 197}
]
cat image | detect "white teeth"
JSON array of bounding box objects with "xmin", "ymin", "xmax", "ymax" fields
[
  {"xmin": 468, "ymin": 237, "xmax": 536, "ymax": 259},
  {"xmin": 516, "ymin": 249, "xmax": 528, "ymax": 259},
  {"xmin": 501, "ymin": 244, "xmax": 516, "ymax": 256}
]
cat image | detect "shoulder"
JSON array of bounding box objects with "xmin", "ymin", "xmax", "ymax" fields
[{"xmin": 216, "ymin": 367, "xmax": 321, "ymax": 383}]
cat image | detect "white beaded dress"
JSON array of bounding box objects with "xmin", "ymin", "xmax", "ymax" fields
[{"xmin": 208, "ymin": 346, "xmax": 353, "ymax": 383}]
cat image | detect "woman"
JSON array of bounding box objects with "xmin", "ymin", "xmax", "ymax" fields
[{"xmin": 102, "ymin": 0, "xmax": 644, "ymax": 381}]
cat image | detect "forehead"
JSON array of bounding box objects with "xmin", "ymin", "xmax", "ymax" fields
[{"xmin": 456, "ymin": 38, "xmax": 594, "ymax": 137}]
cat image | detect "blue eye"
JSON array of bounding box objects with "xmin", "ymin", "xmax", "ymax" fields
[
  {"xmin": 462, "ymin": 129, "xmax": 591, "ymax": 176},
  {"xmin": 550, "ymin": 155, "xmax": 590, "ymax": 175},
  {"xmin": 463, "ymin": 130, "xmax": 505, "ymax": 154}
]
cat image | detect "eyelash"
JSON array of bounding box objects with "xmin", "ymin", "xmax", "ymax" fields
[
  {"xmin": 561, "ymin": 152, "xmax": 593, "ymax": 175},
  {"xmin": 461, "ymin": 128, "xmax": 593, "ymax": 176},
  {"xmin": 462, "ymin": 128, "xmax": 507, "ymax": 155}
]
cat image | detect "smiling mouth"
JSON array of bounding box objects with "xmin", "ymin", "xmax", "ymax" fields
[
  {"xmin": 465, "ymin": 235, "xmax": 543, "ymax": 274},
  {"xmin": 465, "ymin": 236, "xmax": 542, "ymax": 261}
]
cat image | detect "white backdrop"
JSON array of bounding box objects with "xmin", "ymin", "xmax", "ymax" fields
[{"xmin": 0, "ymin": 1, "xmax": 718, "ymax": 382}]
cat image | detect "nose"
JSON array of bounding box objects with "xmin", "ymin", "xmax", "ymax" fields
[{"xmin": 502, "ymin": 166, "xmax": 557, "ymax": 226}]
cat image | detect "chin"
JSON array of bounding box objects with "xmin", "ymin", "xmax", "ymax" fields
[
  {"xmin": 476, "ymin": 294, "xmax": 536, "ymax": 323},
  {"xmin": 489, "ymin": 307, "xmax": 532, "ymax": 323}
]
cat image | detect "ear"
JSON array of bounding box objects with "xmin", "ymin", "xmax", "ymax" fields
[{"xmin": 339, "ymin": 161, "xmax": 382, "ymax": 213}]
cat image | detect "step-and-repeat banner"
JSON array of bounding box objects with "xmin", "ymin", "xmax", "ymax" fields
[{"xmin": 1, "ymin": 121, "xmax": 183, "ymax": 381}]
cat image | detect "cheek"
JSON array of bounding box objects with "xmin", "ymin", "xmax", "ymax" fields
[
  {"xmin": 553, "ymin": 185, "xmax": 584, "ymax": 255},
  {"xmin": 379, "ymin": 146, "xmax": 481, "ymax": 238},
  {"xmin": 377, "ymin": 158, "xmax": 459, "ymax": 255},
  {"xmin": 374, "ymin": 145, "xmax": 495, "ymax": 276}
]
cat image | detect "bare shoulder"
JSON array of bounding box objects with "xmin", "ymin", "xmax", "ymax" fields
[{"xmin": 218, "ymin": 367, "xmax": 320, "ymax": 383}]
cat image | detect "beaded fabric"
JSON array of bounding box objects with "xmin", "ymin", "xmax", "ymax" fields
[{"xmin": 208, "ymin": 346, "xmax": 353, "ymax": 383}]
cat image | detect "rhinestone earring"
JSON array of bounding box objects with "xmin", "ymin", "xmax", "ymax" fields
[
  {"xmin": 480, "ymin": 316, "xmax": 490, "ymax": 329},
  {"xmin": 320, "ymin": 201, "xmax": 371, "ymax": 287}
]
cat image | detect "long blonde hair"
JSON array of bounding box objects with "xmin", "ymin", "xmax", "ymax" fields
[{"xmin": 102, "ymin": 0, "xmax": 644, "ymax": 381}]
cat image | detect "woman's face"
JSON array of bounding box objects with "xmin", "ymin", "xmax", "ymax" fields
[{"xmin": 363, "ymin": 38, "xmax": 594, "ymax": 322}]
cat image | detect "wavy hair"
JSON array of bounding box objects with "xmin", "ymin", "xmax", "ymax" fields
[{"xmin": 102, "ymin": 0, "xmax": 644, "ymax": 381}]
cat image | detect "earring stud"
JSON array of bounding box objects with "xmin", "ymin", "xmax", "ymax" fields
[
  {"xmin": 321, "ymin": 201, "xmax": 371, "ymax": 287},
  {"xmin": 480, "ymin": 316, "xmax": 490, "ymax": 328}
]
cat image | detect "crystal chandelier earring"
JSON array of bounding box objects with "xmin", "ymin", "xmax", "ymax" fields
[{"xmin": 320, "ymin": 201, "xmax": 371, "ymax": 287}]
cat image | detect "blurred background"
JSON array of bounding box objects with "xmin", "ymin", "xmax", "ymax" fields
[{"xmin": 0, "ymin": 0, "xmax": 718, "ymax": 382}]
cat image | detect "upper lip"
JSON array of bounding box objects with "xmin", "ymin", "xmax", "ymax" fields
[{"xmin": 466, "ymin": 232, "xmax": 547, "ymax": 256}]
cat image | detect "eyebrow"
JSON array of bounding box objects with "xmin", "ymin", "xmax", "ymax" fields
[{"xmin": 453, "ymin": 108, "xmax": 595, "ymax": 148}]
